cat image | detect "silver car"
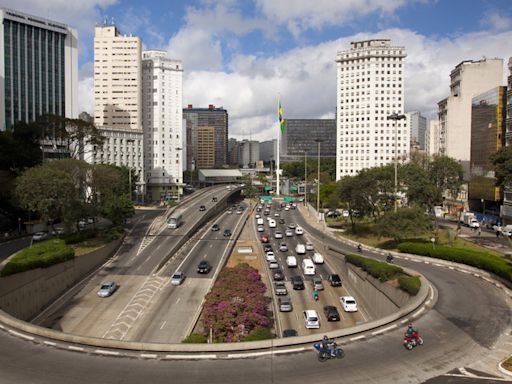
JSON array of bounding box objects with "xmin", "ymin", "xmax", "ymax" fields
[
  {"xmin": 97, "ymin": 281, "xmax": 118, "ymax": 298},
  {"xmin": 171, "ymin": 272, "xmax": 186, "ymax": 286}
]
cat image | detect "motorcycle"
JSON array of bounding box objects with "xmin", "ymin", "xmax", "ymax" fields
[
  {"xmin": 386, "ymin": 254, "xmax": 394, "ymax": 263},
  {"xmin": 357, "ymin": 244, "xmax": 362, "ymax": 253},
  {"xmin": 313, "ymin": 342, "xmax": 345, "ymax": 362},
  {"xmin": 403, "ymin": 331, "xmax": 424, "ymax": 350}
]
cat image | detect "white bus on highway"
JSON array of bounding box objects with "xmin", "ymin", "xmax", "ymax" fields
[{"xmin": 167, "ymin": 212, "xmax": 183, "ymax": 229}]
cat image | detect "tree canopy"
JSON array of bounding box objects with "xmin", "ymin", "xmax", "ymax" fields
[{"xmin": 492, "ymin": 146, "xmax": 512, "ymax": 188}]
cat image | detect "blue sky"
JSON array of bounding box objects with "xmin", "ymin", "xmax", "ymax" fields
[{"xmin": 4, "ymin": 0, "xmax": 512, "ymax": 140}]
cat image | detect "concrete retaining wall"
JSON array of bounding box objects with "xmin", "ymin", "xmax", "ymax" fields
[{"xmin": 0, "ymin": 237, "xmax": 123, "ymax": 321}]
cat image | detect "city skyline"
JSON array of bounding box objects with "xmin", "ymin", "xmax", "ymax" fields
[{"xmin": 2, "ymin": 0, "xmax": 512, "ymax": 141}]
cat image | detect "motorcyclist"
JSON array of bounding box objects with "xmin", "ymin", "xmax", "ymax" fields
[
  {"xmin": 386, "ymin": 253, "xmax": 394, "ymax": 263},
  {"xmin": 405, "ymin": 323, "xmax": 418, "ymax": 342},
  {"xmin": 321, "ymin": 335, "xmax": 336, "ymax": 356},
  {"xmin": 357, "ymin": 243, "xmax": 362, "ymax": 252},
  {"xmin": 313, "ymin": 289, "xmax": 319, "ymax": 301}
]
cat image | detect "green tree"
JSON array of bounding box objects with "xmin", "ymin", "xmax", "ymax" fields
[
  {"xmin": 0, "ymin": 121, "xmax": 42, "ymax": 173},
  {"xmin": 375, "ymin": 207, "xmax": 432, "ymax": 243},
  {"xmin": 428, "ymin": 155, "xmax": 463, "ymax": 199},
  {"xmin": 491, "ymin": 146, "xmax": 512, "ymax": 188},
  {"xmin": 401, "ymin": 163, "xmax": 439, "ymax": 209},
  {"xmin": 101, "ymin": 194, "xmax": 134, "ymax": 225}
]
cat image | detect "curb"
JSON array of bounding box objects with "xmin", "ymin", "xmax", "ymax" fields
[{"xmin": 498, "ymin": 359, "xmax": 512, "ymax": 377}]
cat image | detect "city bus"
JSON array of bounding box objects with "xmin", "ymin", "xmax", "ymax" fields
[{"xmin": 167, "ymin": 212, "xmax": 183, "ymax": 229}]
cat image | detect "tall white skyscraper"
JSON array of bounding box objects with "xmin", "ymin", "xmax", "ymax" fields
[
  {"xmin": 335, "ymin": 39, "xmax": 408, "ymax": 180},
  {"xmin": 91, "ymin": 24, "xmax": 144, "ymax": 199},
  {"xmin": 142, "ymin": 50, "xmax": 183, "ymax": 201}
]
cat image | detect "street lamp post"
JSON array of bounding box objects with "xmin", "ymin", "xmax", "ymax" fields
[
  {"xmin": 304, "ymin": 149, "xmax": 307, "ymax": 210},
  {"xmin": 386, "ymin": 113, "xmax": 406, "ymax": 212},
  {"xmin": 176, "ymin": 147, "xmax": 183, "ymax": 202},
  {"xmin": 315, "ymin": 139, "xmax": 322, "ymax": 222},
  {"xmin": 126, "ymin": 139, "xmax": 135, "ymax": 202}
]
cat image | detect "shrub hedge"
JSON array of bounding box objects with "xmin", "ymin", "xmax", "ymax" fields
[
  {"xmin": 345, "ymin": 254, "xmax": 403, "ymax": 282},
  {"xmin": 1, "ymin": 239, "xmax": 74, "ymax": 277},
  {"xmin": 345, "ymin": 253, "xmax": 420, "ymax": 295},
  {"xmin": 242, "ymin": 327, "xmax": 274, "ymax": 341},
  {"xmin": 182, "ymin": 333, "xmax": 207, "ymax": 343},
  {"xmin": 63, "ymin": 228, "xmax": 97, "ymax": 245},
  {"xmin": 398, "ymin": 242, "xmax": 512, "ymax": 283},
  {"xmin": 398, "ymin": 275, "xmax": 421, "ymax": 296}
]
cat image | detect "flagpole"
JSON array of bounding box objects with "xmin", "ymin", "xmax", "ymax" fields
[{"xmin": 276, "ymin": 97, "xmax": 281, "ymax": 196}]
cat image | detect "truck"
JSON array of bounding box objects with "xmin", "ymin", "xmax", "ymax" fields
[{"xmin": 461, "ymin": 212, "xmax": 479, "ymax": 228}]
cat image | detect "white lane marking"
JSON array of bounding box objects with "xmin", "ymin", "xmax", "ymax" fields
[
  {"xmin": 371, "ymin": 324, "xmax": 397, "ymax": 335},
  {"xmin": 273, "ymin": 347, "xmax": 306, "ymax": 354},
  {"xmin": 203, "ymin": 254, "xmax": 207, "ymax": 259},
  {"xmin": 165, "ymin": 354, "xmax": 217, "ymax": 360},
  {"xmin": 350, "ymin": 335, "xmax": 366, "ymax": 341},
  {"xmin": 68, "ymin": 346, "xmax": 85, "ymax": 352},
  {"xmin": 140, "ymin": 354, "xmax": 158, "ymax": 359},
  {"xmin": 448, "ymin": 266, "xmax": 454, "ymax": 269},
  {"xmin": 459, "ymin": 367, "xmax": 478, "ymax": 377},
  {"xmin": 44, "ymin": 341, "xmax": 57, "ymax": 346},
  {"xmin": 227, "ymin": 351, "xmax": 272, "ymax": 358},
  {"xmin": 160, "ymin": 320, "xmax": 167, "ymax": 330},
  {"xmin": 400, "ymin": 318, "xmax": 409, "ymax": 324},
  {"xmin": 175, "ymin": 297, "xmax": 181, "ymax": 304},
  {"xmin": 412, "ymin": 307, "xmax": 425, "ymax": 318},
  {"xmin": 94, "ymin": 349, "xmax": 120, "ymax": 356},
  {"xmin": 8, "ymin": 330, "xmax": 34, "ymax": 341}
]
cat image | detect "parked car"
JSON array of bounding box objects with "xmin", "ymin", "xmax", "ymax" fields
[
  {"xmin": 305, "ymin": 242, "xmax": 314, "ymax": 251},
  {"xmin": 51, "ymin": 228, "xmax": 65, "ymax": 236},
  {"xmin": 274, "ymin": 281, "xmax": 288, "ymax": 295},
  {"xmin": 97, "ymin": 281, "xmax": 118, "ymax": 298},
  {"xmin": 171, "ymin": 271, "xmax": 186, "ymax": 286},
  {"xmin": 197, "ymin": 260, "xmax": 212, "ymax": 274},
  {"xmin": 312, "ymin": 276, "xmax": 324, "ymax": 291},
  {"xmin": 286, "ymin": 255, "xmax": 297, "ymax": 268},
  {"xmin": 279, "ymin": 243, "xmax": 288, "ymax": 252},
  {"xmin": 303, "ymin": 309, "xmax": 320, "ymax": 329},
  {"xmin": 323, "ymin": 305, "xmax": 340, "ymax": 321},
  {"xmin": 291, "ymin": 275, "xmax": 304, "ymax": 290},
  {"xmin": 329, "ymin": 274, "xmax": 342, "ymax": 287},
  {"xmin": 279, "ymin": 297, "xmax": 293, "ymax": 312},
  {"xmin": 32, "ymin": 232, "xmax": 48, "ymax": 242},
  {"xmin": 326, "ymin": 210, "xmax": 341, "ymax": 218},
  {"xmin": 340, "ymin": 296, "xmax": 358, "ymax": 312},
  {"xmin": 223, "ymin": 229, "xmax": 232, "ymax": 237},
  {"xmin": 211, "ymin": 224, "xmax": 220, "ymax": 231}
]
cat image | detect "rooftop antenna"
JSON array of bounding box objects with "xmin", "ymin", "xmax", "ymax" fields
[
  {"xmin": 103, "ymin": 16, "xmax": 108, "ymax": 25},
  {"xmin": 111, "ymin": 17, "xmax": 115, "ymax": 26}
]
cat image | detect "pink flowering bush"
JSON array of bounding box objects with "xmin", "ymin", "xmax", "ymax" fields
[{"xmin": 202, "ymin": 263, "xmax": 272, "ymax": 342}]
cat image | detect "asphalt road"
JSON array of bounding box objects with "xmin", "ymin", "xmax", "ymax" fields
[{"xmin": 0, "ymin": 197, "xmax": 509, "ymax": 383}]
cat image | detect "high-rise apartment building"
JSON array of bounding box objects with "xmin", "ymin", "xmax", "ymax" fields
[
  {"xmin": 281, "ymin": 119, "xmax": 336, "ymax": 162},
  {"xmin": 406, "ymin": 111, "xmax": 427, "ymax": 150},
  {"xmin": 91, "ymin": 23, "xmax": 144, "ymax": 198},
  {"xmin": 437, "ymin": 58, "xmax": 503, "ymax": 177},
  {"xmin": 426, "ymin": 120, "xmax": 440, "ymax": 157},
  {"xmin": 183, "ymin": 105, "xmax": 228, "ymax": 169},
  {"xmin": 335, "ymin": 39, "xmax": 408, "ymax": 180},
  {"xmin": 196, "ymin": 126, "xmax": 215, "ymax": 168},
  {"xmin": 141, "ymin": 50, "xmax": 183, "ymax": 201},
  {"xmin": 468, "ymin": 86, "xmax": 507, "ymax": 214},
  {"xmin": 501, "ymin": 57, "xmax": 512, "ymax": 224},
  {"xmin": 0, "ymin": 7, "xmax": 78, "ymax": 131}
]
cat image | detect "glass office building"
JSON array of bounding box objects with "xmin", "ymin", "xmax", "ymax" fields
[
  {"xmin": 281, "ymin": 119, "xmax": 336, "ymax": 162},
  {"xmin": 0, "ymin": 8, "xmax": 78, "ymax": 131}
]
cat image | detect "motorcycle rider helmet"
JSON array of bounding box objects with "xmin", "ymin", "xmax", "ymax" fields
[{"xmin": 323, "ymin": 335, "xmax": 328, "ymax": 341}]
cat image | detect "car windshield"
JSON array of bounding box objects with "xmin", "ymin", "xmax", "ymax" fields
[
  {"xmin": 346, "ymin": 300, "xmax": 356, "ymax": 305},
  {"xmin": 100, "ymin": 284, "xmax": 111, "ymax": 290},
  {"xmin": 172, "ymin": 274, "xmax": 181, "ymax": 279},
  {"xmin": 309, "ymin": 316, "xmax": 318, "ymax": 321}
]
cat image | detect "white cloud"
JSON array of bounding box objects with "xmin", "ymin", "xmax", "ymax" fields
[
  {"xmin": 480, "ymin": 10, "xmax": 512, "ymax": 32},
  {"xmin": 182, "ymin": 28, "xmax": 512, "ymax": 141},
  {"xmin": 255, "ymin": 0, "xmax": 410, "ymax": 36},
  {"xmin": 78, "ymin": 75, "xmax": 94, "ymax": 115}
]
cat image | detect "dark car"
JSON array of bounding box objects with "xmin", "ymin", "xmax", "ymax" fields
[
  {"xmin": 328, "ymin": 274, "xmax": 342, "ymax": 287},
  {"xmin": 263, "ymin": 244, "xmax": 273, "ymax": 252},
  {"xmin": 282, "ymin": 329, "xmax": 297, "ymax": 337},
  {"xmin": 211, "ymin": 224, "xmax": 220, "ymax": 231},
  {"xmin": 197, "ymin": 260, "xmax": 212, "ymax": 274},
  {"xmin": 273, "ymin": 269, "xmax": 284, "ymax": 281},
  {"xmin": 278, "ymin": 218, "xmax": 285, "ymax": 224},
  {"xmin": 223, "ymin": 229, "xmax": 232, "ymax": 237},
  {"xmin": 291, "ymin": 275, "xmax": 304, "ymax": 290},
  {"xmin": 212, "ymin": 196, "xmax": 217, "ymax": 202},
  {"xmin": 324, "ymin": 305, "xmax": 341, "ymax": 321},
  {"xmin": 199, "ymin": 205, "xmax": 206, "ymax": 211}
]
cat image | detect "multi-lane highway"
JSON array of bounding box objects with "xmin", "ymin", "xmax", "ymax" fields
[{"xmin": 0, "ymin": 194, "xmax": 510, "ymax": 383}]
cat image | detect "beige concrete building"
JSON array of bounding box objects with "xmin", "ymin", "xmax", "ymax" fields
[
  {"xmin": 437, "ymin": 58, "xmax": 503, "ymax": 177},
  {"xmin": 196, "ymin": 126, "xmax": 215, "ymax": 168},
  {"xmin": 426, "ymin": 120, "xmax": 440, "ymax": 157},
  {"xmin": 142, "ymin": 50, "xmax": 183, "ymax": 202}
]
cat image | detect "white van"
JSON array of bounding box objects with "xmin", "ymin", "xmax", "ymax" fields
[
  {"xmin": 312, "ymin": 252, "xmax": 324, "ymax": 264},
  {"xmin": 295, "ymin": 243, "xmax": 306, "ymax": 255},
  {"xmin": 302, "ymin": 258, "xmax": 315, "ymax": 275},
  {"xmin": 269, "ymin": 219, "xmax": 277, "ymax": 228},
  {"xmin": 256, "ymin": 218, "xmax": 264, "ymax": 226}
]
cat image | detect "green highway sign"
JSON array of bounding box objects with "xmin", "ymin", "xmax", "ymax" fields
[
  {"xmin": 264, "ymin": 186, "xmax": 273, "ymax": 191},
  {"xmin": 261, "ymin": 196, "xmax": 272, "ymax": 201},
  {"xmin": 290, "ymin": 186, "xmax": 298, "ymax": 192},
  {"xmin": 284, "ymin": 196, "xmax": 295, "ymax": 202}
]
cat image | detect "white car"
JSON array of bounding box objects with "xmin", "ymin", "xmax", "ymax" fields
[
  {"xmin": 255, "ymin": 214, "xmax": 261, "ymax": 219},
  {"xmin": 285, "ymin": 229, "xmax": 294, "ymax": 237},
  {"xmin": 284, "ymin": 206, "xmax": 290, "ymax": 211},
  {"xmin": 305, "ymin": 242, "xmax": 314, "ymax": 251},
  {"xmin": 303, "ymin": 309, "xmax": 320, "ymax": 329},
  {"xmin": 340, "ymin": 296, "xmax": 358, "ymax": 312},
  {"xmin": 279, "ymin": 243, "xmax": 288, "ymax": 252},
  {"xmin": 266, "ymin": 251, "xmax": 276, "ymax": 262},
  {"xmin": 275, "ymin": 231, "xmax": 283, "ymax": 239},
  {"xmin": 286, "ymin": 256, "xmax": 297, "ymax": 267},
  {"xmin": 312, "ymin": 252, "xmax": 324, "ymax": 264},
  {"xmin": 295, "ymin": 243, "xmax": 306, "ymax": 255},
  {"xmin": 269, "ymin": 219, "xmax": 277, "ymax": 228},
  {"xmin": 274, "ymin": 212, "xmax": 280, "ymax": 217},
  {"xmin": 171, "ymin": 271, "xmax": 186, "ymax": 286},
  {"xmin": 269, "ymin": 261, "xmax": 279, "ymax": 269},
  {"xmin": 257, "ymin": 226, "xmax": 265, "ymax": 232},
  {"xmin": 32, "ymin": 232, "xmax": 48, "ymax": 241},
  {"xmin": 295, "ymin": 226, "xmax": 304, "ymax": 235}
]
